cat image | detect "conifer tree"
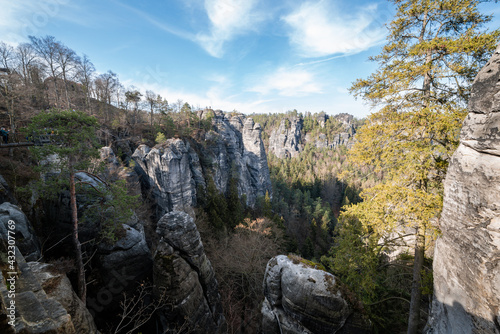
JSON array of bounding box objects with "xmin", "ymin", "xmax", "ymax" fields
[
  {"xmin": 27, "ymin": 109, "xmax": 100, "ymax": 304},
  {"xmin": 345, "ymin": 1, "xmax": 499, "ymax": 333}
]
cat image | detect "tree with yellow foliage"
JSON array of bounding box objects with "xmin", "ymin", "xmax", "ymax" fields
[{"xmin": 343, "ymin": 0, "xmax": 499, "ymax": 333}]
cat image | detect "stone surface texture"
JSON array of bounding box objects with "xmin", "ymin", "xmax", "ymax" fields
[
  {"xmin": 98, "ymin": 218, "xmax": 153, "ymax": 285},
  {"xmin": 269, "ymin": 117, "xmax": 303, "ymax": 158},
  {"xmin": 154, "ymin": 211, "xmax": 226, "ymax": 333},
  {"xmin": 28, "ymin": 262, "xmax": 98, "ymax": 334},
  {"xmin": 132, "ymin": 111, "xmax": 272, "ymax": 215},
  {"xmin": 0, "ymin": 202, "xmax": 41, "ymax": 261},
  {"xmin": 425, "ymin": 45, "xmax": 500, "ymax": 333},
  {"xmin": 0, "ymin": 250, "xmax": 77, "ymax": 334},
  {"xmin": 269, "ymin": 114, "xmax": 356, "ymax": 159},
  {"xmin": 261, "ymin": 255, "xmax": 371, "ymax": 334}
]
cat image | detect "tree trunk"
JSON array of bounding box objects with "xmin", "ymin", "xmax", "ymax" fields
[
  {"xmin": 407, "ymin": 227, "xmax": 425, "ymax": 334},
  {"xmin": 70, "ymin": 171, "xmax": 86, "ymax": 305}
]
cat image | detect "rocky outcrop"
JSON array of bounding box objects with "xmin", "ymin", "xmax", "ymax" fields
[
  {"xmin": 269, "ymin": 117, "xmax": 303, "ymax": 158},
  {"xmin": 0, "ymin": 249, "xmax": 76, "ymax": 334},
  {"xmin": 154, "ymin": 211, "xmax": 226, "ymax": 333},
  {"xmin": 425, "ymin": 46, "xmax": 500, "ymax": 333},
  {"xmin": 98, "ymin": 217, "xmax": 153, "ymax": 286},
  {"xmin": 28, "ymin": 262, "xmax": 98, "ymax": 333},
  {"xmin": 261, "ymin": 255, "xmax": 371, "ymax": 334},
  {"xmin": 132, "ymin": 139, "xmax": 204, "ymax": 217},
  {"xmin": 0, "ymin": 202, "xmax": 41, "ymax": 262},
  {"xmin": 132, "ymin": 111, "xmax": 272, "ymax": 215},
  {"xmin": 0, "ymin": 174, "xmax": 15, "ymax": 205}
]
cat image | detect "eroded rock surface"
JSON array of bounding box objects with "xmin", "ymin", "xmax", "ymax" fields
[
  {"xmin": 0, "ymin": 250, "xmax": 76, "ymax": 334},
  {"xmin": 132, "ymin": 111, "xmax": 272, "ymax": 215},
  {"xmin": 261, "ymin": 255, "xmax": 371, "ymax": 334},
  {"xmin": 425, "ymin": 45, "xmax": 500, "ymax": 333},
  {"xmin": 154, "ymin": 211, "xmax": 226, "ymax": 333},
  {"xmin": 269, "ymin": 117, "xmax": 303, "ymax": 158},
  {"xmin": 0, "ymin": 202, "xmax": 41, "ymax": 261},
  {"xmin": 28, "ymin": 262, "xmax": 98, "ymax": 334}
]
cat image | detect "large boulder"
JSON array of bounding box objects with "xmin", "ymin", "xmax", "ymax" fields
[
  {"xmin": 154, "ymin": 211, "xmax": 226, "ymax": 333},
  {"xmin": 28, "ymin": 262, "xmax": 98, "ymax": 333},
  {"xmin": 98, "ymin": 219, "xmax": 153, "ymax": 286},
  {"xmin": 0, "ymin": 202, "xmax": 41, "ymax": 261},
  {"xmin": 261, "ymin": 255, "xmax": 371, "ymax": 334},
  {"xmin": 0, "ymin": 249, "xmax": 76, "ymax": 333},
  {"xmin": 425, "ymin": 45, "xmax": 500, "ymax": 333}
]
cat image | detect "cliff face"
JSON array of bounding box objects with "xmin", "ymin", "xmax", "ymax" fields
[
  {"xmin": 426, "ymin": 46, "xmax": 500, "ymax": 333},
  {"xmin": 268, "ymin": 114, "xmax": 356, "ymax": 158},
  {"xmin": 132, "ymin": 140, "xmax": 202, "ymax": 217},
  {"xmin": 132, "ymin": 110, "xmax": 272, "ymax": 216},
  {"xmin": 269, "ymin": 117, "xmax": 303, "ymax": 158},
  {"xmin": 154, "ymin": 211, "xmax": 226, "ymax": 333},
  {"xmin": 261, "ymin": 255, "xmax": 371, "ymax": 334}
]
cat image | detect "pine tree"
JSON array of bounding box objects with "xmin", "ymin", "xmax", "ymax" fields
[
  {"xmin": 346, "ymin": 1, "xmax": 499, "ymax": 333},
  {"xmin": 26, "ymin": 109, "xmax": 100, "ymax": 304}
]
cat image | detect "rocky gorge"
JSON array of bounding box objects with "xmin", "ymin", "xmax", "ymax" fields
[{"xmin": 0, "ymin": 46, "xmax": 500, "ymax": 333}]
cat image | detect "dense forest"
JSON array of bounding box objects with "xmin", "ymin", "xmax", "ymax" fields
[{"xmin": 1, "ymin": 0, "xmax": 500, "ymax": 333}]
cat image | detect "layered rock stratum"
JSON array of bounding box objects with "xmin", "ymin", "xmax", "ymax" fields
[
  {"xmin": 154, "ymin": 211, "xmax": 226, "ymax": 333},
  {"xmin": 425, "ymin": 45, "xmax": 500, "ymax": 333}
]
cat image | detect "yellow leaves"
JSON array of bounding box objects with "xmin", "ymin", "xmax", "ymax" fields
[{"xmin": 344, "ymin": 181, "xmax": 442, "ymax": 237}]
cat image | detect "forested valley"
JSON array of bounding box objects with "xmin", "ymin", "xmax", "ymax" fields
[{"xmin": 1, "ymin": 1, "xmax": 500, "ymax": 334}]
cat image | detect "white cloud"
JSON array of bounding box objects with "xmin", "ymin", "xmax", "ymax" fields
[
  {"xmin": 196, "ymin": 0, "xmax": 262, "ymax": 57},
  {"xmin": 283, "ymin": 1, "xmax": 386, "ymax": 57},
  {"xmin": 249, "ymin": 67, "xmax": 323, "ymax": 97}
]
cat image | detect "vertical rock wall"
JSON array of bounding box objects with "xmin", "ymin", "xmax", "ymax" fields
[
  {"xmin": 426, "ymin": 46, "xmax": 500, "ymax": 333},
  {"xmin": 268, "ymin": 117, "xmax": 303, "ymax": 158},
  {"xmin": 132, "ymin": 111, "xmax": 272, "ymax": 216}
]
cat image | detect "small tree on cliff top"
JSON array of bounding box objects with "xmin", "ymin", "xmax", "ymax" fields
[
  {"xmin": 343, "ymin": 1, "xmax": 499, "ymax": 333},
  {"xmin": 27, "ymin": 109, "xmax": 100, "ymax": 304}
]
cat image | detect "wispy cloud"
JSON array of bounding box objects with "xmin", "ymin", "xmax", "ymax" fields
[
  {"xmin": 249, "ymin": 67, "xmax": 323, "ymax": 97},
  {"xmin": 112, "ymin": 1, "xmax": 196, "ymax": 41},
  {"xmin": 196, "ymin": 0, "xmax": 263, "ymax": 57},
  {"xmin": 283, "ymin": 1, "xmax": 386, "ymax": 58},
  {"xmin": 0, "ymin": 0, "xmax": 74, "ymax": 44}
]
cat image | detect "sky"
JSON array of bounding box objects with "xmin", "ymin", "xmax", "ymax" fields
[{"xmin": 1, "ymin": 0, "xmax": 499, "ymax": 118}]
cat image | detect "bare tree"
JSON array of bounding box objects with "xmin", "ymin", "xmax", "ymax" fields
[
  {"xmin": 94, "ymin": 71, "xmax": 119, "ymax": 123},
  {"xmin": 29, "ymin": 35, "xmax": 61, "ymax": 106},
  {"xmin": 0, "ymin": 42, "xmax": 22, "ymax": 134},
  {"xmin": 16, "ymin": 43, "xmax": 38, "ymax": 87},
  {"xmin": 113, "ymin": 283, "xmax": 168, "ymax": 334},
  {"xmin": 75, "ymin": 54, "xmax": 95, "ymax": 114},
  {"xmin": 55, "ymin": 43, "xmax": 79, "ymax": 109}
]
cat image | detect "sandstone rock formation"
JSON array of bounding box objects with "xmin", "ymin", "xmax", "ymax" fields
[
  {"xmin": 28, "ymin": 262, "xmax": 98, "ymax": 333},
  {"xmin": 98, "ymin": 218, "xmax": 153, "ymax": 285},
  {"xmin": 261, "ymin": 255, "xmax": 371, "ymax": 334},
  {"xmin": 0, "ymin": 202, "xmax": 41, "ymax": 262},
  {"xmin": 269, "ymin": 114, "xmax": 356, "ymax": 158},
  {"xmin": 425, "ymin": 45, "xmax": 500, "ymax": 333},
  {"xmin": 0, "ymin": 174, "xmax": 15, "ymax": 205},
  {"xmin": 132, "ymin": 111, "xmax": 272, "ymax": 216},
  {"xmin": 0, "ymin": 249, "xmax": 76, "ymax": 333},
  {"xmin": 269, "ymin": 117, "xmax": 303, "ymax": 158},
  {"xmin": 132, "ymin": 139, "xmax": 202, "ymax": 218},
  {"xmin": 154, "ymin": 211, "xmax": 226, "ymax": 333}
]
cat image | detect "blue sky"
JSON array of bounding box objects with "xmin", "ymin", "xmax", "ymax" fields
[{"xmin": 1, "ymin": 0, "xmax": 499, "ymax": 117}]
